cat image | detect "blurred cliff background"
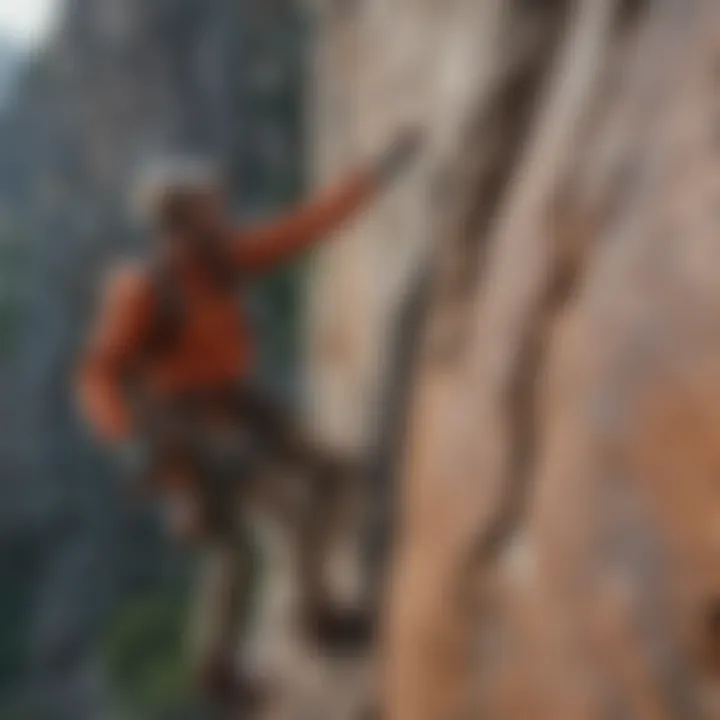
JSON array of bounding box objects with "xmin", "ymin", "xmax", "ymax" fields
[{"xmin": 0, "ymin": 1, "xmax": 308, "ymax": 718}]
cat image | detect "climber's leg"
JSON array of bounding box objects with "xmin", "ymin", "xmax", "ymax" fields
[
  {"xmin": 293, "ymin": 458, "xmax": 375, "ymax": 652},
  {"xmin": 188, "ymin": 521, "xmax": 261, "ymax": 714},
  {"xmin": 228, "ymin": 385, "xmax": 374, "ymax": 650}
]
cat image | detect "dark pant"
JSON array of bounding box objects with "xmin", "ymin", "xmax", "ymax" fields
[{"xmin": 151, "ymin": 384, "xmax": 357, "ymax": 698}]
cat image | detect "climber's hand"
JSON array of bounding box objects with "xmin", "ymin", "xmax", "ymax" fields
[
  {"xmin": 375, "ymin": 126, "xmax": 424, "ymax": 184},
  {"xmin": 117, "ymin": 438, "xmax": 150, "ymax": 475}
]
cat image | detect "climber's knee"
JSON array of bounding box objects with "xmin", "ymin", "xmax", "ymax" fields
[{"xmin": 163, "ymin": 488, "xmax": 206, "ymax": 543}]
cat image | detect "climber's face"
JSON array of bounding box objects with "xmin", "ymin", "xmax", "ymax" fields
[
  {"xmin": 184, "ymin": 188, "xmax": 229, "ymax": 247},
  {"xmin": 162, "ymin": 187, "xmax": 231, "ymax": 261}
]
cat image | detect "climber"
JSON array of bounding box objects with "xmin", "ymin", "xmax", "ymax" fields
[{"xmin": 76, "ymin": 128, "xmax": 423, "ymax": 711}]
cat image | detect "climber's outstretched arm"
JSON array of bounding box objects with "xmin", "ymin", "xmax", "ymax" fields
[
  {"xmin": 232, "ymin": 128, "xmax": 423, "ymax": 275},
  {"xmin": 232, "ymin": 170, "xmax": 376, "ymax": 274}
]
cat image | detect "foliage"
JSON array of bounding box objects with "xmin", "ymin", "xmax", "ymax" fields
[{"xmin": 102, "ymin": 589, "xmax": 196, "ymax": 720}]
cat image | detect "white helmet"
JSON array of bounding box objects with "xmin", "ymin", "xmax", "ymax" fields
[{"xmin": 131, "ymin": 156, "xmax": 222, "ymax": 226}]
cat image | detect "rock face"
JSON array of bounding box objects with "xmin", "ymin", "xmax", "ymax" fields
[
  {"xmin": 309, "ymin": 1, "xmax": 720, "ymax": 718},
  {"xmin": 5, "ymin": 0, "xmax": 720, "ymax": 717}
]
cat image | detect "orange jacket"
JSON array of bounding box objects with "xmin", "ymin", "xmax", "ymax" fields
[{"xmin": 78, "ymin": 170, "xmax": 376, "ymax": 443}]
